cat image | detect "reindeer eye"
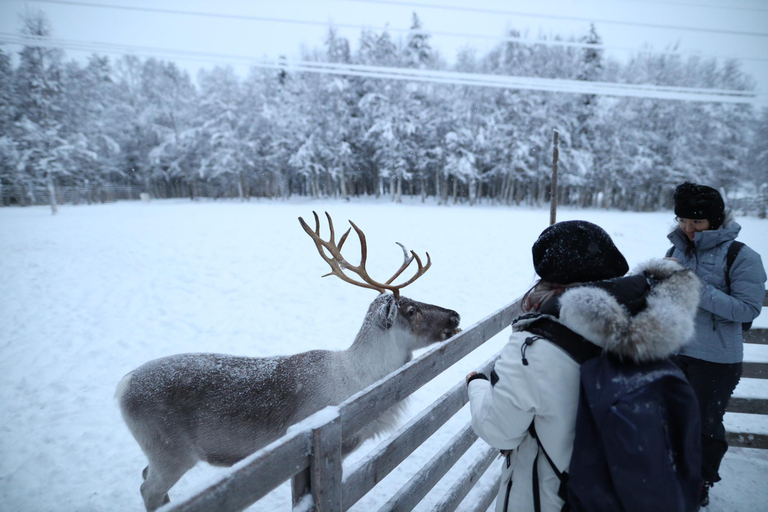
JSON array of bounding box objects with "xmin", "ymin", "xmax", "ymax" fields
[{"xmin": 406, "ymin": 306, "xmax": 417, "ymax": 317}]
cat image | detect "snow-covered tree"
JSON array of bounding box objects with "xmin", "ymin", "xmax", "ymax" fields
[
  {"xmin": 13, "ymin": 9, "xmax": 72, "ymax": 213},
  {"xmin": 196, "ymin": 66, "xmax": 255, "ymax": 199},
  {"xmin": 141, "ymin": 59, "xmax": 197, "ymax": 198},
  {"xmin": 403, "ymin": 13, "xmax": 434, "ymax": 69}
]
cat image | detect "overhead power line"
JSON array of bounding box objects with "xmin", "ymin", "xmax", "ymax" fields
[
  {"xmin": 1, "ymin": 33, "xmax": 759, "ymax": 105},
  {"xmin": 25, "ymin": 0, "xmax": 768, "ymax": 64},
  {"xmin": 344, "ymin": 0, "xmax": 768, "ymax": 37},
  {"xmin": 610, "ymin": 0, "xmax": 768, "ymax": 14}
]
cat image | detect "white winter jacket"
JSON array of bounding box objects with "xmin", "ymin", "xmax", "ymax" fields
[
  {"xmin": 469, "ymin": 330, "xmax": 580, "ymax": 512},
  {"xmin": 468, "ymin": 259, "xmax": 701, "ymax": 512}
]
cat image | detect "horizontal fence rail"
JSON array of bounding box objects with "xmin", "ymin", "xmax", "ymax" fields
[
  {"xmin": 159, "ymin": 290, "xmax": 767, "ymax": 511},
  {"xmin": 338, "ymin": 303, "xmax": 522, "ymax": 439},
  {"xmin": 431, "ymin": 445, "xmax": 498, "ymax": 512},
  {"xmin": 342, "ymin": 362, "xmax": 495, "ymax": 511},
  {"xmin": 162, "ymin": 427, "xmax": 313, "ymax": 512},
  {"xmin": 725, "ymin": 290, "xmax": 768, "ymax": 449},
  {"xmin": 378, "ymin": 423, "xmax": 479, "ymax": 512}
]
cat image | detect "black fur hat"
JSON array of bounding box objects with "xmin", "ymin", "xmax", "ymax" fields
[
  {"xmin": 532, "ymin": 220, "xmax": 629, "ymax": 284},
  {"xmin": 673, "ymin": 182, "xmax": 725, "ymax": 229}
]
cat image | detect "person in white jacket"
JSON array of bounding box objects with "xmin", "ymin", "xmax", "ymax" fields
[{"xmin": 466, "ymin": 220, "xmax": 701, "ymax": 512}]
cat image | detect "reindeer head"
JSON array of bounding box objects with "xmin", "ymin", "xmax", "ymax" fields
[
  {"xmin": 376, "ymin": 294, "xmax": 461, "ymax": 344},
  {"xmin": 299, "ymin": 212, "xmax": 461, "ymax": 349}
]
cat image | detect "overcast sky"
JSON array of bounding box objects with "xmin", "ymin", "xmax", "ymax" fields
[{"xmin": 1, "ymin": 0, "xmax": 767, "ymax": 99}]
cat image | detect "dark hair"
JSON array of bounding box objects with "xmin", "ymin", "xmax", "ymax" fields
[
  {"xmin": 521, "ymin": 280, "xmax": 585, "ymax": 313},
  {"xmin": 673, "ymin": 182, "xmax": 725, "ymax": 229}
]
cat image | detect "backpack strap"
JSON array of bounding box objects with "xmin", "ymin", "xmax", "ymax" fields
[
  {"xmin": 523, "ymin": 317, "xmax": 601, "ymax": 364},
  {"xmin": 725, "ymin": 241, "xmax": 745, "ymax": 291},
  {"xmin": 724, "ymin": 241, "xmax": 752, "ymax": 332},
  {"xmin": 521, "ymin": 318, "xmax": 588, "ymax": 512},
  {"xmin": 530, "ymin": 422, "xmax": 570, "ymax": 512}
]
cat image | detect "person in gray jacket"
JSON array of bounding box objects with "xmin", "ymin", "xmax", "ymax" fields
[{"xmin": 666, "ymin": 181, "xmax": 767, "ymax": 506}]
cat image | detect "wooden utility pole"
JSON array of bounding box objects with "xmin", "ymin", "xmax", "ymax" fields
[{"xmin": 550, "ymin": 129, "xmax": 559, "ymax": 225}]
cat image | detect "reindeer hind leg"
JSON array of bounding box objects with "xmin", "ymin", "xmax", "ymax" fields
[{"xmin": 140, "ymin": 451, "xmax": 197, "ymax": 512}]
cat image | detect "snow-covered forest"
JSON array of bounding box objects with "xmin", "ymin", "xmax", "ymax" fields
[{"xmin": 2, "ymin": 11, "xmax": 768, "ymax": 211}]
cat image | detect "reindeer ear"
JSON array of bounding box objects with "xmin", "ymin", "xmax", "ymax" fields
[{"xmin": 374, "ymin": 294, "xmax": 398, "ymax": 329}]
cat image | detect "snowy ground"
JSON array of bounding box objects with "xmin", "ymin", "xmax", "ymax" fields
[{"xmin": 1, "ymin": 197, "xmax": 766, "ymax": 512}]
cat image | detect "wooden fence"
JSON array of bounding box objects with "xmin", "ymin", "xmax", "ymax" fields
[
  {"xmin": 160, "ymin": 291, "xmax": 768, "ymax": 512},
  {"xmin": 724, "ymin": 291, "xmax": 768, "ymax": 449}
]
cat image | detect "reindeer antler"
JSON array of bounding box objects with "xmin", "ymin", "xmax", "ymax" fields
[{"xmin": 298, "ymin": 211, "xmax": 431, "ymax": 299}]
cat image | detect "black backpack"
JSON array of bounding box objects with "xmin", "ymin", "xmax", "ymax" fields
[
  {"xmin": 523, "ymin": 317, "xmax": 702, "ymax": 512},
  {"xmin": 666, "ymin": 241, "xmax": 751, "ymax": 331}
]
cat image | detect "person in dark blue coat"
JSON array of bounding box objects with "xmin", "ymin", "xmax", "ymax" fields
[{"xmin": 666, "ymin": 182, "xmax": 767, "ymax": 507}]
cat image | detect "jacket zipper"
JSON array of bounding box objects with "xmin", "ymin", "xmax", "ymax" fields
[{"xmin": 712, "ymin": 314, "xmax": 728, "ymax": 348}]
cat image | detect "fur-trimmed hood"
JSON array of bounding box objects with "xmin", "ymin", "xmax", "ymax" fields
[{"xmin": 556, "ymin": 259, "xmax": 701, "ymax": 363}]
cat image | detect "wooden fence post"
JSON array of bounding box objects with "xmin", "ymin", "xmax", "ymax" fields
[
  {"xmin": 550, "ymin": 129, "xmax": 559, "ymax": 226},
  {"xmin": 291, "ymin": 411, "xmax": 343, "ymax": 511},
  {"xmin": 291, "ymin": 468, "xmax": 311, "ymax": 509}
]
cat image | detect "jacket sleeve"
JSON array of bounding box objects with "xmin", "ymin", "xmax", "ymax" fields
[
  {"xmin": 698, "ymin": 246, "xmax": 767, "ymax": 323},
  {"xmin": 467, "ymin": 334, "xmax": 537, "ymax": 450}
]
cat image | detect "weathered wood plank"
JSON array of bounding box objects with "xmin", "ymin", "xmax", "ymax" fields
[
  {"xmin": 161, "ymin": 431, "xmax": 311, "ymax": 512},
  {"xmin": 742, "ymin": 362, "xmax": 768, "ymax": 379},
  {"xmin": 726, "ymin": 432, "xmax": 768, "ymax": 450},
  {"xmin": 727, "ymin": 397, "xmax": 768, "ymax": 415},
  {"xmin": 291, "ymin": 468, "xmax": 311, "ymax": 509},
  {"xmin": 343, "ymin": 384, "xmax": 466, "ymax": 509},
  {"xmin": 431, "ymin": 445, "xmax": 499, "ymax": 512},
  {"xmin": 311, "ymin": 414, "xmax": 343, "ymax": 512},
  {"xmin": 341, "ymin": 301, "xmax": 520, "ymax": 439},
  {"xmin": 468, "ymin": 475, "xmax": 501, "ymax": 512},
  {"xmin": 342, "ymin": 358, "xmax": 497, "ymax": 511},
  {"xmin": 378, "ymin": 423, "xmax": 478, "ymax": 512},
  {"xmin": 745, "ymin": 329, "xmax": 768, "ymax": 345}
]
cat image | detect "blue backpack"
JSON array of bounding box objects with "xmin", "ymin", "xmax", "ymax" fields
[{"xmin": 523, "ymin": 317, "xmax": 702, "ymax": 512}]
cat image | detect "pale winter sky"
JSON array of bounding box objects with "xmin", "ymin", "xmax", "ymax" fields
[{"xmin": 1, "ymin": 0, "xmax": 767, "ymax": 101}]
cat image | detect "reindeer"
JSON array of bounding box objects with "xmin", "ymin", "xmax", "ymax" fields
[{"xmin": 116, "ymin": 212, "xmax": 461, "ymax": 511}]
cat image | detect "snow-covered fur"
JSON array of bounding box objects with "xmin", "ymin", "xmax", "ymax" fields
[
  {"xmin": 117, "ymin": 293, "xmax": 460, "ymax": 511},
  {"xmin": 558, "ymin": 258, "xmax": 701, "ymax": 363}
]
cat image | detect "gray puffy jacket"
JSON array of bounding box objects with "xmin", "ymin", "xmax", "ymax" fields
[{"xmin": 667, "ymin": 219, "xmax": 766, "ymax": 363}]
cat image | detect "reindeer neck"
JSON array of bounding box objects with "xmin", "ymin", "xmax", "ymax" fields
[{"xmin": 344, "ymin": 325, "xmax": 412, "ymax": 384}]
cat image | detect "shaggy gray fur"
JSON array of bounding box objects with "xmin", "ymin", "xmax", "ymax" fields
[{"xmin": 559, "ymin": 259, "xmax": 701, "ymax": 363}]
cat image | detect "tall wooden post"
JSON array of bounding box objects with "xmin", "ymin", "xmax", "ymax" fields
[
  {"xmin": 291, "ymin": 412, "xmax": 342, "ymax": 511},
  {"xmin": 550, "ymin": 129, "xmax": 559, "ymax": 226}
]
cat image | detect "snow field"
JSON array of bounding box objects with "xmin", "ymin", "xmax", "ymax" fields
[{"xmin": 0, "ymin": 197, "xmax": 766, "ymax": 512}]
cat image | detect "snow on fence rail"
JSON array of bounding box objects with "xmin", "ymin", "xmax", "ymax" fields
[{"xmin": 160, "ymin": 291, "xmax": 768, "ymax": 512}]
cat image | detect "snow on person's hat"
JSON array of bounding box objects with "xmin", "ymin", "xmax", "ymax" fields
[
  {"xmin": 673, "ymin": 182, "xmax": 725, "ymax": 229},
  {"xmin": 532, "ymin": 220, "xmax": 629, "ymax": 285}
]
